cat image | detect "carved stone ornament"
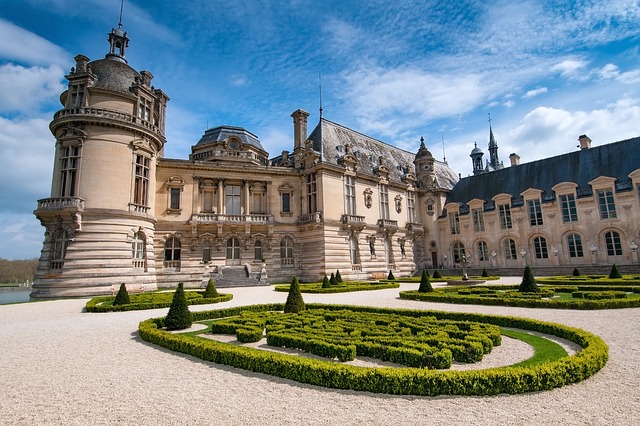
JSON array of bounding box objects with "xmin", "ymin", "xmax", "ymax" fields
[{"xmin": 364, "ymin": 188, "xmax": 373, "ymax": 209}]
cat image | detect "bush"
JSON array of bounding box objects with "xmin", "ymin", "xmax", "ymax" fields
[
  {"xmin": 418, "ymin": 269, "xmax": 433, "ymax": 293},
  {"xmin": 572, "ymin": 267, "xmax": 581, "ymax": 277},
  {"xmin": 388, "ymin": 270, "xmax": 395, "ymax": 280},
  {"xmin": 164, "ymin": 283, "xmax": 193, "ymax": 331},
  {"xmin": 432, "ymin": 270, "xmax": 442, "ymax": 279},
  {"xmin": 113, "ymin": 283, "xmax": 130, "ymax": 306},
  {"xmin": 203, "ymin": 278, "xmax": 219, "ymax": 298},
  {"xmin": 481, "ymin": 268, "xmax": 489, "ymax": 278},
  {"xmin": 519, "ymin": 266, "xmax": 539, "ymax": 293},
  {"xmin": 609, "ymin": 264, "xmax": 622, "ymax": 279},
  {"xmin": 335, "ymin": 270, "xmax": 343, "ymax": 283},
  {"xmin": 321, "ymin": 274, "xmax": 331, "ymax": 289},
  {"xmin": 284, "ymin": 276, "xmax": 305, "ymax": 313},
  {"xmin": 329, "ymin": 273, "xmax": 337, "ymax": 286}
]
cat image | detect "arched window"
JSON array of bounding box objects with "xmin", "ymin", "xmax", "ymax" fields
[
  {"xmin": 477, "ymin": 241, "xmax": 488, "ymax": 261},
  {"xmin": 280, "ymin": 237, "xmax": 294, "ymax": 267},
  {"xmin": 452, "ymin": 242, "xmax": 465, "ymax": 263},
  {"xmin": 132, "ymin": 231, "xmax": 146, "ymax": 270},
  {"xmin": 605, "ymin": 231, "xmax": 622, "ymax": 256},
  {"xmin": 567, "ymin": 234, "xmax": 583, "ymax": 258},
  {"xmin": 503, "ymin": 238, "xmax": 517, "ymax": 259},
  {"xmin": 533, "ymin": 236, "xmax": 548, "ymax": 259},
  {"xmin": 164, "ymin": 237, "xmax": 181, "ymax": 268},
  {"xmin": 254, "ymin": 240, "xmax": 263, "ymax": 261},
  {"xmin": 202, "ymin": 240, "xmax": 212, "ymax": 263}
]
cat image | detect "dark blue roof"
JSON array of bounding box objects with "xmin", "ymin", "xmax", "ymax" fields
[
  {"xmin": 194, "ymin": 125, "xmax": 265, "ymax": 152},
  {"xmin": 446, "ymin": 136, "xmax": 640, "ymax": 205}
]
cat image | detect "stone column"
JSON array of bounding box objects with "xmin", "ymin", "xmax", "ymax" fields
[
  {"xmin": 217, "ymin": 179, "xmax": 224, "ymax": 214},
  {"xmin": 243, "ymin": 180, "xmax": 250, "ymax": 215}
]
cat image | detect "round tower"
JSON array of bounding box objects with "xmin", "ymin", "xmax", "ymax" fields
[
  {"xmin": 32, "ymin": 24, "xmax": 169, "ymax": 298},
  {"xmin": 470, "ymin": 142, "xmax": 484, "ymax": 175},
  {"xmin": 414, "ymin": 137, "xmax": 436, "ymax": 190}
]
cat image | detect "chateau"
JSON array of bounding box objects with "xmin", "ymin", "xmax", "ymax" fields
[{"xmin": 31, "ymin": 25, "xmax": 640, "ymax": 298}]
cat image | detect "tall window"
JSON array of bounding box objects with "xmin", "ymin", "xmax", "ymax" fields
[
  {"xmin": 503, "ymin": 238, "xmax": 517, "ymax": 260},
  {"xmin": 452, "ymin": 242, "xmax": 465, "ymax": 263},
  {"xmin": 560, "ymin": 194, "xmax": 578, "ymax": 223},
  {"xmin": 344, "ymin": 175, "xmax": 356, "ymax": 215},
  {"xmin": 605, "ymin": 231, "xmax": 622, "ymax": 256},
  {"xmin": 498, "ymin": 204, "xmax": 512, "ymax": 229},
  {"xmin": 69, "ymin": 84, "xmax": 85, "ymax": 108},
  {"xmin": 477, "ymin": 241, "xmax": 488, "ymax": 261},
  {"xmin": 226, "ymin": 238, "xmax": 240, "ymax": 260},
  {"xmin": 450, "ymin": 211, "xmax": 460, "ymax": 235},
  {"xmin": 138, "ymin": 98, "xmax": 152, "ymax": 122},
  {"xmin": 407, "ymin": 191, "xmax": 416, "ymax": 223},
  {"xmin": 528, "ymin": 199, "xmax": 543, "ymax": 226},
  {"xmin": 225, "ymin": 185, "xmax": 241, "ymax": 215},
  {"xmin": 567, "ymin": 234, "xmax": 583, "ymax": 258},
  {"xmin": 533, "ymin": 236, "xmax": 548, "ymax": 259},
  {"xmin": 170, "ymin": 188, "xmax": 181, "ymax": 210},
  {"xmin": 379, "ymin": 184, "xmax": 389, "ymax": 219},
  {"xmin": 132, "ymin": 231, "xmax": 144, "ymax": 260},
  {"xmin": 53, "ymin": 230, "xmax": 68, "ymax": 261},
  {"xmin": 281, "ymin": 237, "xmax": 294, "ymax": 266},
  {"xmin": 281, "ymin": 192, "xmax": 291, "ymax": 213},
  {"xmin": 254, "ymin": 240, "xmax": 263, "ymax": 261},
  {"xmin": 597, "ymin": 189, "xmax": 617, "ymax": 219},
  {"xmin": 202, "ymin": 240, "xmax": 212, "ymax": 263},
  {"xmin": 60, "ymin": 145, "xmax": 80, "ymax": 197},
  {"xmin": 164, "ymin": 237, "xmax": 181, "ymax": 266},
  {"xmin": 472, "ymin": 208, "xmax": 485, "ymax": 232},
  {"xmin": 306, "ymin": 173, "xmax": 317, "ymax": 214},
  {"xmin": 133, "ymin": 154, "xmax": 150, "ymax": 206},
  {"xmin": 349, "ymin": 236, "xmax": 359, "ymax": 265}
]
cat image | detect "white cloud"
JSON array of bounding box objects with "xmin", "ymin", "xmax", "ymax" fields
[
  {"xmin": 0, "ymin": 63, "xmax": 65, "ymax": 114},
  {"xmin": 598, "ymin": 63, "xmax": 640, "ymax": 84},
  {"xmin": 523, "ymin": 87, "xmax": 548, "ymax": 99},
  {"xmin": 503, "ymin": 100, "xmax": 515, "ymax": 108},
  {"xmin": 0, "ymin": 18, "xmax": 70, "ymax": 67},
  {"xmin": 551, "ymin": 59, "xmax": 588, "ymax": 78}
]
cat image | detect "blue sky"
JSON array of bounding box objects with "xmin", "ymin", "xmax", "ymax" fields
[{"xmin": 1, "ymin": 0, "xmax": 639, "ymax": 259}]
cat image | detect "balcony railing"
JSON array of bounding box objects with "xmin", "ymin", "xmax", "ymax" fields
[
  {"xmin": 281, "ymin": 258, "xmax": 294, "ymax": 267},
  {"xmin": 129, "ymin": 203, "xmax": 150, "ymax": 214},
  {"xmin": 37, "ymin": 197, "xmax": 85, "ymax": 211},
  {"xmin": 341, "ymin": 214, "xmax": 365, "ymax": 224},
  {"xmin": 163, "ymin": 260, "xmax": 181, "ymax": 271},
  {"xmin": 191, "ymin": 213, "xmax": 273, "ymax": 224},
  {"xmin": 298, "ymin": 212, "xmax": 323, "ymax": 224},
  {"xmin": 406, "ymin": 222, "xmax": 424, "ymax": 232},
  {"xmin": 53, "ymin": 108, "xmax": 163, "ymax": 136},
  {"xmin": 377, "ymin": 219, "xmax": 398, "ymax": 229},
  {"xmin": 351, "ymin": 264, "xmax": 362, "ymax": 271}
]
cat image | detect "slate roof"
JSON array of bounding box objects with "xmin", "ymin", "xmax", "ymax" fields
[
  {"xmin": 446, "ymin": 136, "xmax": 640, "ymax": 207},
  {"xmin": 88, "ymin": 58, "xmax": 140, "ymax": 95},
  {"xmin": 307, "ymin": 119, "xmax": 459, "ymax": 190},
  {"xmin": 194, "ymin": 125, "xmax": 266, "ymax": 152}
]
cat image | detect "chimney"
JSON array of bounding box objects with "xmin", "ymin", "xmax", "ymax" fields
[
  {"xmin": 578, "ymin": 134, "xmax": 592, "ymax": 150},
  {"xmin": 509, "ymin": 153, "xmax": 520, "ymax": 166},
  {"xmin": 291, "ymin": 109, "xmax": 310, "ymax": 151}
]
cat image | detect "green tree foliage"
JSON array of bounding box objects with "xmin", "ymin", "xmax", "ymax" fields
[
  {"xmin": 609, "ymin": 264, "xmax": 622, "ymax": 279},
  {"xmin": 335, "ymin": 270, "xmax": 343, "ymax": 283},
  {"xmin": 113, "ymin": 283, "xmax": 130, "ymax": 305},
  {"xmin": 481, "ymin": 268, "xmax": 489, "ymax": 277},
  {"xmin": 164, "ymin": 283, "xmax": 193, "ymax": 331},
  {"xmin": 284, "ymin": 276, "xmax": 305, "ymax": 313},
  {"xmin": 418, "ymin": 269, "xmax": 433, "ymax": 293},
  {"xmin": 387, "ymin": 270, "xmax": 395, "ymax": 280},
  {"xmin": 321, "ymin": 274, "xmax": 331, "ymax": 289},
  {"xmin": 519, "ymin": 266, "xmax": 539, "ymax": 293},
  {"xmin": 329, "ymin": 273, "xmax": 337, "ymax": 286},
  {"xmin": 203, "ymin": 278, "xmax": 219, "ymax": 298},
  {"xmin": 572, "ymin": 267, "xmax": 581, "ymax": 277},
  {"xmin": 432, "ymin": 270, "xmax": 442, "ymax": 279}
]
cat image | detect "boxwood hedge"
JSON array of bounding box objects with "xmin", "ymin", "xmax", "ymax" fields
[
  {"xmin": 86, "ymin": 291, "xmax": 233, "ymax": 312},
  {"xmin": 274, "ymin": 281, "xmax": 399, "ymax": 293},
  {"xmin": 138, "ymin": 303, "xmax": 608, "ymax": 396}
]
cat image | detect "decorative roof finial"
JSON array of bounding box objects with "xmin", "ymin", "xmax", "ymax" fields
[
  {"xmin": 318, "ymin": 72, "xmax": 323, "ymax": 119},
  {"xmin": 118, "ymin": 0, "xmax": 124, "ymax": 28}
]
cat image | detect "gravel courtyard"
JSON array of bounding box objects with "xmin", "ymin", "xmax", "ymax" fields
[{"xmin": 1, "ymin": 279, "xmax": 638, "ymax": 425}]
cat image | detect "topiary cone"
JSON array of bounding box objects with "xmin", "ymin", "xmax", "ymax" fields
[
  {"xmin": 203, "ymin": 278, "xmax": 219, "ymax": 298},
  {"xmin": 609, "ymin": 264, "xmax": 622, "ymax": 279},
  {"xmin": 572, "ymin": 267, "xmax": 581, "ymax": 277},
  {"xmin": 164, "ymin": 283, "xmax": 193, "ymax": 331},
  {"xmin": 418, "ymin": 269, "xmax": 433, "ymax": 293},
  {"xmin": 329, "ymin": 273, "xmax": 337, "ymax": 286},
  {"xmin": 519, "ymin": 266, "xmax": 539, "ymax": 293},
  {"xmin": 113, "ymin": 283, "xmax": 130, "ymax": 306},
  {"xmin": 321, "ymin": 274, "xmax": 331, "ymax": 288},
  {"xmin": 335, "ymin": 270, "xmax": 343, "ymax": 283},
  {"xmin": 432, "ymin": 270, "xmax": 442, "ymax": 279},
  {"xmin": 284, "ymin": 276, "xmax": 305, "ymax": 313},
  {"xmin": 387, "ymin": 270, "xmax": 395, "ymax": 280}
]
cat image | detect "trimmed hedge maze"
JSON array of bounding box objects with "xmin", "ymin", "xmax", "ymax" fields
[
  {"xmin": 138, "ymin": 303, "xmax": 608, "ymax": 396},
  {"xmin": 400, "ymin": 285, "xmax": 640, "ymax": 309},
  {"xmin": 274, "ymin": 281, "xmax": 399, "ymax": 294},
  {"xmin": 86, "ymin": 291, "xmax": 233, "ymax": 312}
]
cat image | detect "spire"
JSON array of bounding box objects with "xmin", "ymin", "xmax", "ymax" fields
[
  {"xmin": 487, "ymin": 113, "xmax": 502, "ymax": 170},
  {"xmin": 318, "ymin": 72, "xmax": 323, "ymax": 119},
  {"xmin": 106, "ymin": 0, "xmax": 129, "ymax": 63}
]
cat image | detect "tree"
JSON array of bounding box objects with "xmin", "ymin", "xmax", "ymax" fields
[
  {"xmin": 418, "ymin": 269, "xmax": 433, "ymax": 293},
  {"xmin": 432, "ymin": 270, "xmax": 442, "ymax": 279},
  {"xmin": 203, "ymin": 278, "xmax": 219, "ymax": 298},
  {"xmin": 329, "ymin": 273, "xmax": 337, "ymax": 286},
  {"xmin": 113, "ymin": 283, "xmax": 130, "ymax": 305},
  {"xmin": 284, "ymin": 276, "xmax": 305, "ymax": 313},
  {"xmin": 519, "ymin": 266, "xmax": 539, "ymax": 293},
  {"xmin": 321, "ymin": 274, "xmax": 331, "ymax": 289},
  {"xmin": 164, "ymin": 283, "xmax": 193, "ymax": 331},
  {"xmin": 609, "ymin": 264, "xmax": 622, "ymax": 279},
  {"xmin": 387, "ymin": 270, "xmax": 395, "ymax": 280},
  {"xmin": 481, "ymin": 268, "xmax": 489, "ymax": 278},
  {"xmin": 572, "ymin": 267, "xmax": 581, "ymax": 277},
  {"xmin": 335, "ymin": 270, "xmax": 343, "ymax": 283}
]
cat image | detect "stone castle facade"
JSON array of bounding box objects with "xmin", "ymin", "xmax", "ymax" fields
[{"xmin": 32, "ymin": 26, "xmax": 640, "ymax": 297}]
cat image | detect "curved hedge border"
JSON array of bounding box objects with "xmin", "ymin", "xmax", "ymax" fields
[
  {"xmin": 86, "ymin": 292, "xmax": 233, "ymax": 313},
  {"xmin": 274, "ymin": 281, "xmax": 399, "ymax": 293},
  {"xmin": 138, "ymin": 303, "xmax": 608, "ymax": 396},
  {"xmin": 537, "ymin": 276, "xmax": 640, "ymax": 285},
  {"xmin": 399, "ymin": 287, "xmax": 640, "ymax": 310}
]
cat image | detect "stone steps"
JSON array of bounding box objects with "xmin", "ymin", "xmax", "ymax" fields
[{"xmin": 207, "ymin": 265, "xmax": 270, "ymax": 288}]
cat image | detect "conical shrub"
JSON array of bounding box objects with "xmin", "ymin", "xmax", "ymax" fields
[
  {"xmin": 572, "ymin": 267, "xmax": 581, "ymax": 277},
  {"xmin": 203, "ymin": 278, "xmax": 219, "ymax": 298},
  {"xmin": 418, "ymin": 269, "xmax": 433, "ymax": 293},
  {"xmin": 113, "ymin": 283, "xmax": 130, "ymax": 306},
  {"xmin": 432, "ymin": 270, "xmax": 442, "ymax": 279},
  {"xmin": 164, "ymin": 283, "xmax": 193, "ymax": 331},
  {"xmin": 609, "ymin": 264, "xmax": 622, "ymax": 279},
  {"xmin": 284, "ymin": 276, "xmax": 305, "ymax": 313},
  {"xmin": 387, "ymin": 270, "xmax": 395, "ymax": 280},
  {"xmin": 321, "ymin": 274, "xmax": 331, "ymax": 288},
  {"xmin": 329, "ymin": 273, "xmax": 337, "ymax": 286},
  {"xmin": 481, "ymin": 268, "xmax": 489, "ymax": 278},
  {"xmin": 335, "ymin": 270, "xmax": 343, "ymax": 283},
  {"xmin": 519, "ymin": 266, "xmax": 539, "ymax": 293}
]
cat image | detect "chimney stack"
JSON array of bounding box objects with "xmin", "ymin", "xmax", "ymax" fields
[
  {"xmin": 291, "ymin": 109, "xmax": 310, "ymax": 151},
  {"xmin": 509, "ymin": 153, "xmax": 520, "ymax": 166},
  {"xmin": 578, "ymin": 134, "xmax": 592, "ymax": 150}
]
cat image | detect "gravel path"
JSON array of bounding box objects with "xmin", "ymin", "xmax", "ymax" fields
[{"xmin": 1, "ymin": 278, "xmax": 639, "ymax": 425}]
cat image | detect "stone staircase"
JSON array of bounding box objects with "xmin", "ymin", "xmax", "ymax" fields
[{"xmin": 207, "ymin": 265, "xmax": 270, "ymax": 288}]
